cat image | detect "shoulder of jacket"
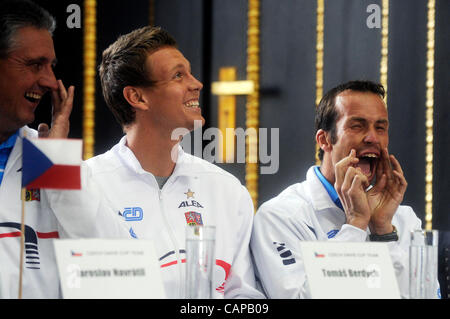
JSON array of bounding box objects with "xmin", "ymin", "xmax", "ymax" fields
[
  {"xmin": 181, "ymin": 152, "xmax": 242, "ymax": 184},
  {"xmin": 84, "ymin": 149, "xmax": 121, "ymax": 174},
  {"xmin": 256, "ymin": 182, "xmax": 312, "ymax": 219},
  {"xmin": 394, "ymin": 205, "xmax": 421, "ymax": 223}
]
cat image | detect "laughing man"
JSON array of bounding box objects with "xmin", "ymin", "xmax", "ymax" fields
[{"xmin": 251, "ymin": 80, "xmax": 428, "ymax": 298}]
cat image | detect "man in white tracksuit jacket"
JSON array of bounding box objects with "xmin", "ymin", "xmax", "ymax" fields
[
  {"xmin": 251, "ymin": 81, "xmax": 436, "ymax": 299},
  {"xmin": 86, "ymin": 139, "xmax": 260, "ymax": 298},
  {"xmin": 92, "ymin": 26, "xmax": 263, "ymax": 298},
  {"xmin": 0, "ymin": 127, "xmax": 131, "ymax": 299},
  {"xmin": 0, "ymin": 1, "xmax": 130, "ymax": 299}
]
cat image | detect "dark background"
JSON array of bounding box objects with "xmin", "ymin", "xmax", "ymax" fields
[{"xmin": 32, "ymin": 0, "xmax": 449, "ymax": 231}]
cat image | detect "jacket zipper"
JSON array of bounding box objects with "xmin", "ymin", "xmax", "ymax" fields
[{"xmin": 158, "ymin": 188, "xmax": 184, "ymax": 298}]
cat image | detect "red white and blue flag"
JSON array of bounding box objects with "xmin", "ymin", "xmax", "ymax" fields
[{"xmin": 22, "ymin": 137, "xmax": 82, "ymax": 190}]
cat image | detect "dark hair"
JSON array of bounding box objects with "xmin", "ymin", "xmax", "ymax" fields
[
  {"xmin": 99, "ymin": 26, "xmax": 177, "ymax": 127},
  {"xmin": 0, "ymin": 0, "xmax": 55, "ymax": 58},
  {"xmin": 315, "ymin": 80, "xmax": 386, "ymax": 161}
]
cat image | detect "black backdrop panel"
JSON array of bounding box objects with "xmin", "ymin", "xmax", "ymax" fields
[
  {"xmin": 388, "ymin": 0, "xmax": 427, "ymax": 223},
  {"xmin": 434, "ymin": 0, "xmax": 450, "ymax": 231},
  {"xmin": 95, "ymin": 0, "xmax": 150, "ymax": 155},
  {"xmin": 258, "ymin": 0, "xmax": 317, "ymax": 206},
  {"xmin": 32, "ymin": 0, "xmax": 84, "ymax": 139},
  {"xmin": 29, "ymin": 0, "xmax": 449, "ymax": 230}
]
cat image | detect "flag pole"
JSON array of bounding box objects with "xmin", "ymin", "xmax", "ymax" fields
[
  {"xmin": 19, "ymin": 131, "xmax": 27, "ymax": 299},
  {"xmin": 18, "ymin": 187, "xmax": 26, "ymax": 299}
]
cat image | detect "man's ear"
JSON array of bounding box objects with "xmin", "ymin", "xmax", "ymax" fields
[
  {"xmin": 123, "ymin": 86, "xmax": 149, "ymax": 111},
  {"xmin": 316, "ymin": 129, "xmax": 333, "ymax": 153}
]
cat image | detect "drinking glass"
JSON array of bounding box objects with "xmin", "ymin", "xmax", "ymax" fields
[
  {"xmin": 185, "ymin": 225, "xmax": 216, "ymax": 299},
  {"xmin": 409, "ymin": 229, "xmax": 439, "ymax": 299}
]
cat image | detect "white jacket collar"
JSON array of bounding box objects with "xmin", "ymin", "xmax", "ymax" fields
[
  {"xmin": 305, "ymin": 166, "xmax": 338, "ymax": 211},
  {"xmin": 114, "ymin": 135, "xmax": 201, "ymax": 178}
]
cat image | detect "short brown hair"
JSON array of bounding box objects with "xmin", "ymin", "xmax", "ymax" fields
[
  {"xmin": 99, "ymin": 26, "xmax": 177, "ymax": 126},
  {"xmin": 315, "ymin": 80, "xmax": 385, "ymax": 161}
]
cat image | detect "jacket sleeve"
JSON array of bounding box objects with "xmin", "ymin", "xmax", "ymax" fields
[
  {"xmin": 41, "ymin": 163, "xmax": 132, "ymax": 239},
  {"xmin": 387, "ymin": 206, "xmax": 424, "ymax": 299},
  {"xmin": 223, "ymin": 185, "xmax": 266, "ymax": 299},
  {"xmin": 250, "ymin": 200, "xmax": 321, "ymax": 299}
]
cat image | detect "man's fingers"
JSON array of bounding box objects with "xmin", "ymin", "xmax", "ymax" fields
[
  {"xmin": 340, "ymin": 167, "xmax": 369, "ymax": 197},
  {"xmin": 51, "ymin": 80, "xmax": 68, "ymax": 109},
  {"xmin": 66, "ymin": 85, "xmax": 75, "ymax": 108},
  {"xmin": 47, "ymin": 80, "xmax": 75, "ymax": 139},
  {"xmin": 38, "ymin": 123, "xmax": 50, "ymax": 138},
  {"xmin": 381, "ymin": 148, "xmax": 394, "ymax": 179},
  {"xmin": 57, "ymin": 79, "xmax": 68, "ymax": 101},
  {"xmin": 370, "ymin": 173, "xmax": 387, "ymax": 193},
  {"xmin": 393, "ymin": 170, "xmax": 408, "ymax": 194},
  {"xmin": 335, "ymin": 149, "xmax": 359, "ymax": 189},
  {"xmin": 390, "ymin": 154, "xmax": 404, "ymax": 176}
]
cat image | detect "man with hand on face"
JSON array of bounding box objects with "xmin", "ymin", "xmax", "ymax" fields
[
  {"xmin": 0, "ymin": 0, "xmax": 130, "ymax": 299},
  {"xmin": 87, "ymin": 25, "xmax": 263, "ymax": 299},
  {"xmin": 251, "ymin": 80, "xmax": 425, "ymax": 298}
]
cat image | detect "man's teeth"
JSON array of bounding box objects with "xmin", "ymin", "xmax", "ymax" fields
[
  {"xmin": 184, "ymin": 101, "xmax": 199, "ymax": 108},
  {"xmin": 361, "ymin": 153, "xmax": 378, "ymax": 158},
  {"xmin": 25, "ymin": 92, "xmax": 42, "ymax": 101}
]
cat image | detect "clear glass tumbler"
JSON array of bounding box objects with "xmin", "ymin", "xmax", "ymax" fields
[
  {"xmin": 409, "ymin": 229, "xmax": 439, "ymax": 299},
  {"xmin": 185, "ymin": 225, "xmax": 216, "ymax": 299}
]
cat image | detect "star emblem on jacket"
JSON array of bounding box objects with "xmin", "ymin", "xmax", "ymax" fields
[{"xmin": 184, "ymin": 189, "xmax": 195, "ymax": 199}]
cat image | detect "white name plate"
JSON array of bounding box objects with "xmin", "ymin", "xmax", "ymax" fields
[
  {"xmin": 299, "ymin": 241, "xmax": 400, "ymax": 299},
  {"xmin": 54, "ymin": 239, "xmax": 166, "ymax": 299}
]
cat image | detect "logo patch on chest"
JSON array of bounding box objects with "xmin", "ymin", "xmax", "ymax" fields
[
  {"xmin": 178, "ymin": 200, "xmax": 203, "ymax": 208},
  {"xmin": 184, "ymin": 211, "xmax": 203, "ymax": 226},
  {"xmin": 25, "ymin": 188, "xmax": 40, "ymax": 202}
]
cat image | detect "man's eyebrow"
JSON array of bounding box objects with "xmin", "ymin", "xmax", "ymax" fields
[
  {"xmin": 169, "ymin": 62, "xmax": 191, "ymax": 73},
  {"xmin": 348, "ymin": 117, "xmax": 368, "ymax": 123},
  {"xmin": 348, "ymin": 117, "xmax": 389, "ymax": 125},
  {"xmin": 27, "ymin": 56, "xmax": 58, "ymax": 66},
  {"xmin": 375, "ymin": 119, "xmax": 389, "ymax": 125}
]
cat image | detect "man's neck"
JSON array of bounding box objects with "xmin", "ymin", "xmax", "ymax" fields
[
  {"xmin": 319, "ymin": 157, "xmax": 336, "ymax": 186},
  {"xmin": 125, "ymin": 124, "xmax": 180, "ymax": 177}
]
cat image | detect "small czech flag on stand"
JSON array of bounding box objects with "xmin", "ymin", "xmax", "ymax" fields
[{"xmin": 22, "ymin": 137, "xmax": 82, "ymax": 190}]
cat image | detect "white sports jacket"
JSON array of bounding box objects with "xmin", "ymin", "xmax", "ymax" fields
[
  {"xmin": 0, "ymin": 127, "xmax": 131, "ymax": 299},
  {"xmin": 85, "ymin": 136, "xmax": 264, "ymax": 299},
  {"xmin": 251, "ymin": 166, "xmax": 423, "ymax": 299}
]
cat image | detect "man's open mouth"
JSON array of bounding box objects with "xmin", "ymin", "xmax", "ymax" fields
[
  {"xmin": 24, "ymin": 92, "xmax": 42, "ymax": 103},
  {"xmin": 184, "ymin": 100, "xmax": 200, "ymax": 109},
  {"xmin": 356, "ymin": 153, "xmax": 379, "ymax": 178}
]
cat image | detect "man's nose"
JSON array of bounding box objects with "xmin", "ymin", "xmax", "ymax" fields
[
  {"xmin": 189, "ymin": 74, "xmax": 203, "ymax": 91},
  {"xmin": 363, "ymin": 127, "xmax": 380, "ymax": 144},
  {"xmin": 38, "ymin": 67, "xmax": 58, "ymax": 91}
]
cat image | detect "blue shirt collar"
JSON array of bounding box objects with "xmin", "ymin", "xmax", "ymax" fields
[
  {"xmin": 0, "ymin": 131, "xmax": 19, "ymax": 150},
  {"xmin": 313, "ymin": 165, "xmax": 343, "ymax": 210}
]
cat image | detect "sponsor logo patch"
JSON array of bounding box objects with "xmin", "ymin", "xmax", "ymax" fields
[
  {"xmin": 119, "ymin": 207, "xmax": 143, "ymax": 221},
  {"xmin": 178, "ymin": 200, "xmax": 203, "ymax": 208}
]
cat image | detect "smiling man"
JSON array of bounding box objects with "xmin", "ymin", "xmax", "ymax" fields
[
  {"xmin": 250, "ymin": 80, "xmax": 425, "ymax": 298},
  {"xmin": 0, "ymin": 0, "xmax": 131, "ymax": 299},
  {"xmin": 87, "ymin": 26, "xmax": 264, "ymax": 299}
]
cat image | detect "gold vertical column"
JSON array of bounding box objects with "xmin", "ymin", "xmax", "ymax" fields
[
  {"xmin": 380, "ymin": 0, "xmax": 389, "ymax": 99},
  {"xmin": 246, "ymin": 0, "xmax": 260, "ymax": 210},
  {"xmin": 315, "ymin": 0, "xmax": 324, "ymax": 165},
  {"xmin": 83, "ymin": 0, "xmax": 96, "ymax": 159},
  {"xmin": 217, "ymin": 67, "xmax": 237, "ymax": 163},
  {"xmin": 425, "ymin": 0, "xmax": 435, "ymax": 230}
]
